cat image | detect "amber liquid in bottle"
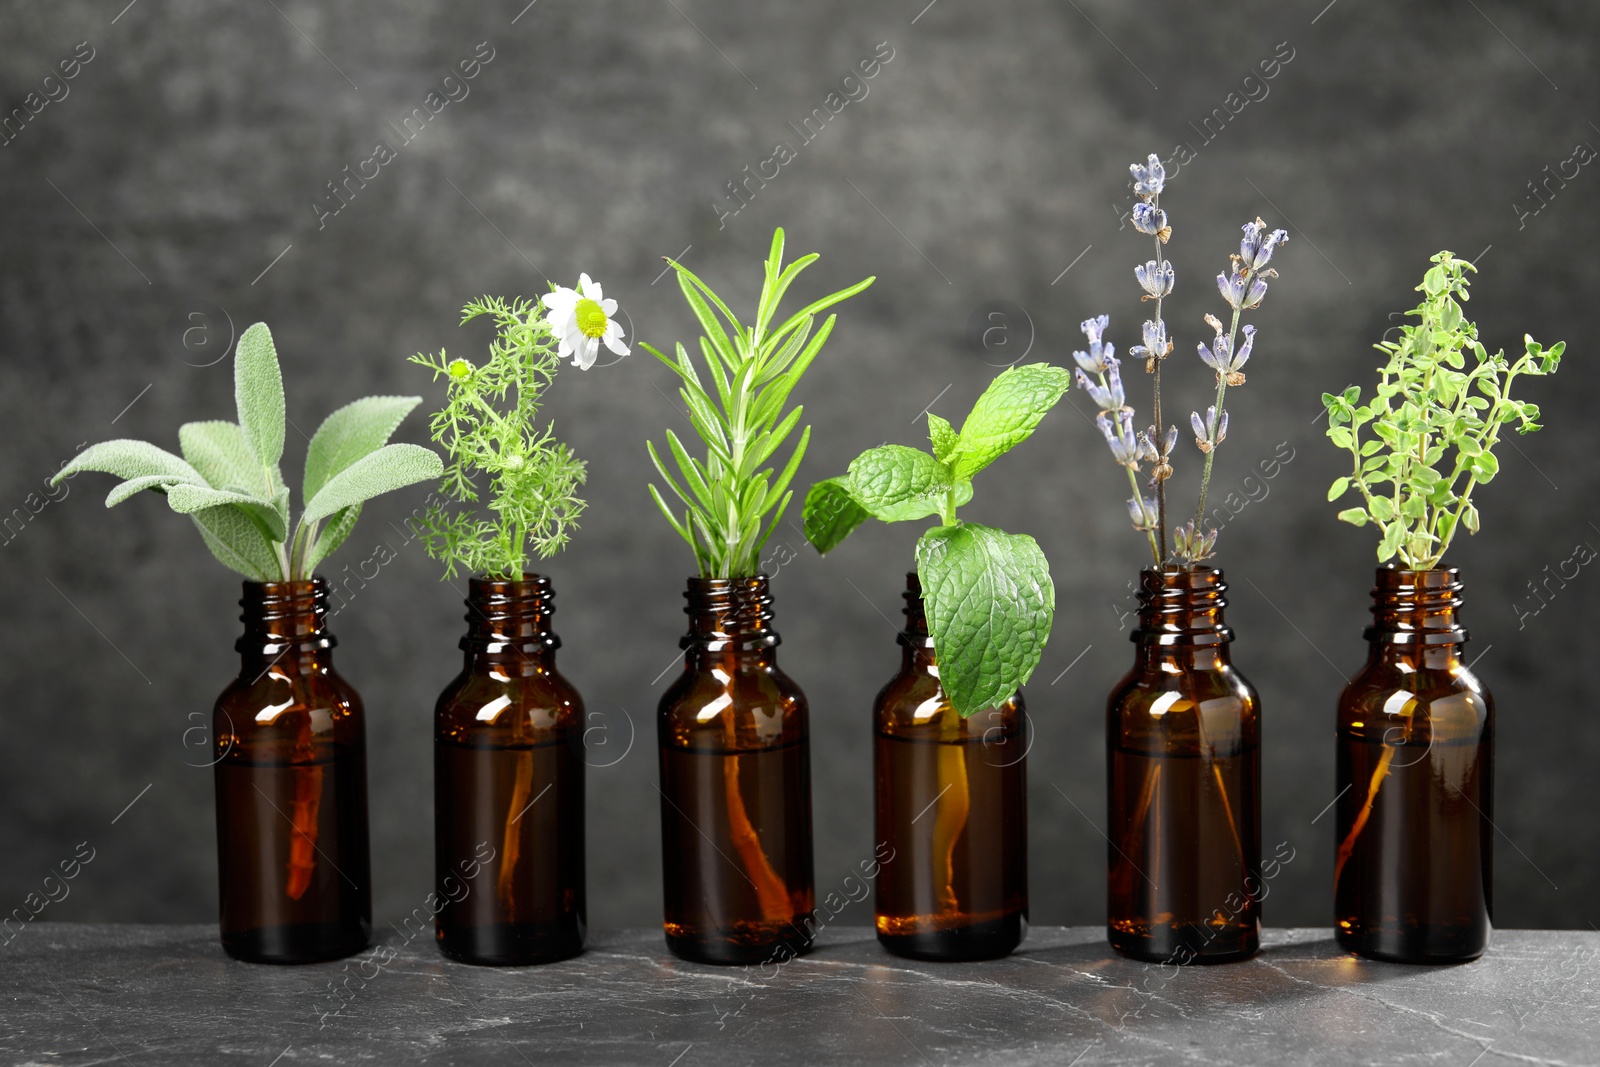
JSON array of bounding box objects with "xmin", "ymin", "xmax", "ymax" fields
[
  {"xmin": 213, "ymin": 579, "xmax": 371, "ymax": 964},
  {"xmin": 1334, "ymin": 566, "xmax": 1492, "ymax": 963},
  {"xmin": 874, "ymin": 572, "xmax": 1027, "ymax": 961},
  {"xmin": 434, "ymin": 576, "xmax": 586, "ymax": 965},
  {"xmin": 658, "ymin": 576, "xmax": 815, "ymax": 965},
  {"xmin": 1106, "ymin": 566, "xmax": 1261, "ymax": 964}
]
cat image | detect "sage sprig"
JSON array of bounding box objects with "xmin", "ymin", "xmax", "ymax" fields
[
  {"xmin": 53, "ymin": 323, "xmax": 442, "ymax": 581},
  {"xmin": 645, "ymin": 228, "xmax": 874, "ymax": 578},
  {"xmin": 1323, "ymin": 251, "xmax": 1564, "ymax": 568},
  {"xmin": 804, "ymin": 363, "xmax": 1071, "ymax": 717}
]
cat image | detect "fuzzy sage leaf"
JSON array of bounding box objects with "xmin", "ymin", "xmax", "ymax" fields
[
  {"xmin": 54, "ymin": 320, "xmax": 438, "ymax": 581},
  {"xmin": 233, "ymin": 323, "xmax": 286, "ymax": 478}
]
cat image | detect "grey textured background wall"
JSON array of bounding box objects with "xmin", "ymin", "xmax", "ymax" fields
[{"xmin": 2, "ymin": 0, "xmax": 1596, "ymax": 936}]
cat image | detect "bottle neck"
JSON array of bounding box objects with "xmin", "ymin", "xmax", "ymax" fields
[
  {"xmin": 236, "ymin": 579, "xmax": 335, "ymax": 670},
  {"xmin": 680, "ymin": 575, "xmax": 779, "ymax": 669},
  {"xmin": 1131, "ymin": 565, "xmax": 1233, "ymax": 669},
  {"xmin": 1364, "ymin": 566, "xmax": 1467, "ymax": 666},
  {"xmin": 461, "ymin": 575, "xmax": 559, "ymax": 670},
  {"xmin": 899, "ymin": 570, "xmax": 935, "ymax": 671}
]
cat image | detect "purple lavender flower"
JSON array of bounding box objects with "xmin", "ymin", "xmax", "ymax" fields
[
  {"xmin": 1127, "ymin": 494, "xmax": 1160, "ymax": 532},
  {"xmin": 1097, "ymin": 408, "xmax": 1141, "ymax": 467},
  {"xmin": 1244, "ymin": 273, "xmax": 1271, "ymax": 309},
  {"xmin": 1239, "ymin": 218, "xmax": 1289, "ymax": 272},
  {"xmin": 1129, "ymin": 318, "xmax": 1168, "ymax": 366},
  {"xmin": 1232, "ymin": 324, "xmax": 1256, "ymax": 371},
  {"xmin": 1130, "ymin": 154, "xmax": 1166, "ymax": 198},
  {"xmin": 1190, "ymin": 405, "xmax": 1228, "ymax": 451},
  {"xmin": 1132, "ymin": 202, "xmax": 1169, "ymax": 239},
  {"xmin": 1197, "ymin": 333, "xmax": 1232, "ymax": 374},
  {"xmin": 1217, "ymin": 269, "xmax": 1249, "ymax": 310},
  {"xmin": 1076, "ymin": 360, "xmax": 1126, "ymax": 412},
  {"xmin": 1136, "ymin": 428, "xmax": 1159, "ymax": 465},
  {"xmin": 1137, "ymin": 259, "xmax": 1175, "ymax": 300},
  {"xmin": 1173, "ymin": 519, "xmax": 1218, "ymax": 562},
  {"xmin": 1072, "ymin": 314, "xmax": 1116, "ymax": 374}
]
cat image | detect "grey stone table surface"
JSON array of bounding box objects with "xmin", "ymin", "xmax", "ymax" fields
[{"xmin": 2, "ymin": 926, "xmax": 1597, "ymax": 1066}]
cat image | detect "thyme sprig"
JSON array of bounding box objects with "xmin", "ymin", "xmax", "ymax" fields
[{"xmin": 1324, "ymin": 252, "xmax": 1564, "ymax": 569}]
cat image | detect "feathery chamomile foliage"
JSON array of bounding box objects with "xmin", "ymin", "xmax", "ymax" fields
[
  {"xmin": 409, "ymin": 295, "xmax": 596, "ymax": 580},
  {"xmin": 645, "ymin": 228, "xmax": 874, "ymax": 579}
]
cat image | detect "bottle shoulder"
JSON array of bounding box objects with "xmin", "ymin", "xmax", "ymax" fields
[
  {"xmin": 1338, "ymin": 659, "xmax": 1491, "ymax": 741},
  {"xmin": 1107, "ymin": 657, "xmax": 1259, "ymax": 754},
  {"xmin": 435, "ymin": 665, "xmax": 585, "ymax": 744},
  {"xmin": 213, "ymin": 660, "xmax": 364, "ymax": 760},
  {"xmin": 873, "ymin": 667, "xmax": 1025, "ymax": 741},
  {"xmin": 658, "ymin": 660, "xmax": 808, "ymax": 751}
]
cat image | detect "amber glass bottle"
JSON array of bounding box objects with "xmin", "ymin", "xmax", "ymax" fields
[
  {"xmin": 874, "ymin": 572, "xmax": 1027, "ymax": 961},
  {"xmin": 212, "ymin": 579, "xmax": 371, "ymax": 964},
  {"xmin": 434, "ymin": 576, "xmax": 586, "ymax": 965},
  {"xmin": 1106, "ymin": 566, "xmax": 1261, "ymax": 964},
  {"xmin": 1334, "ymin": 566, "xmax": 1492, "ymax": 963},
  {"xmin": 658, "ymin": 576, "xmax": 815, "ymax": 965}
]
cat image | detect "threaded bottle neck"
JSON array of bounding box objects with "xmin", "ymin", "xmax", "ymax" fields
[
  {"xmin": 1133, "ymin": 565, "xmax": 1233, "ymax": 647},
  {"xmin": 681, "ymin": 575, "xmax": 779, "ymax": 653},
  {"xmin": 237, "ymin": 578, "xmax": 335, "ymax": 655},
  {"xmin": 462, "ymin": 575, "xmax": 559, "ymax": 658},
  {"xmin": 1366, "ymin": 566, "xmax": 1467, "ymax": 645}
]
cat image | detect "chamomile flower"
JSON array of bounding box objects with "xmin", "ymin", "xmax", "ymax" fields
[{"xmin": 543, "ymin": 274, "xmax": 629, "ymax": 370}]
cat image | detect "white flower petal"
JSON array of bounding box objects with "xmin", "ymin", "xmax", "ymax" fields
[
  {"xmin": 605, "ymin": 318, "xmax": 626, "ymax": 340},
  {"xmin": 600, "ymin": 298, "xmax": 618, "ymax": 315},
  {"xmin": 573, "ymin": 336, "xmax": 599, "ymax": 370},
  {"xmin": 602, "ymin": 327, "xmax": 629, "ymax": 356},
  {"xmin": 578, "ymin": 273, "xmax": 599, "ymax": 300}
]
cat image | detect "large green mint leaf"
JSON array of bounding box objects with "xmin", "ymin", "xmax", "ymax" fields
[
  {"xmin": 846, "ymin": 444, "xmax": 971, "ymax": 524},
  {"xmin": 949, "ymin": 363, "xmax": 1073, "ymax": 480},
  {"xmin": 167, "ymin": 484, "xmax": 288, "ymax": 542},
  {"xmin": 802, "ymin": 477, "xmax": 870, "ymax": 554},
  {"xmin": 304, "ymin": 395, "xmax": 423, "ymax": 505},
  {"xmin": 179, "ymin": 420, "xmax": 273, "ymax": 497},
  {"xmin": 189, "ymin": 504, "xmax": 282, "ymax": 580},
  {"xmin": 51, "ymin": 440, "xmax": 204, "ymax": 493},
  {"xmin": 302, "ymin": 504, "xmax": 362, "ymax": 574},
  {"xmin": 915, "ymin": 522, "xmax": 1054, "ymax": 717},
  {"xmin": 302, "ymin": 442, "xmax": 442, "ymax": 525},
  {"xmin": 234, "ymin": 322, "xmax": 286, "ymax": 475}
]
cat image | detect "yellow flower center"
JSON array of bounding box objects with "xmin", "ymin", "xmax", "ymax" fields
[
  {"xmin": 448, "ymin": 358, "xmax": 473, "ymax": 380},
  {"xmin": 574, "ymin": 298, "xmax": 609, "ymax": 339}
]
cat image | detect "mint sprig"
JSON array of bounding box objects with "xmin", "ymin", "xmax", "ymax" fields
[{"xmin": 803, "ymin": 362, "xmax": 1070, "ymax": 716}]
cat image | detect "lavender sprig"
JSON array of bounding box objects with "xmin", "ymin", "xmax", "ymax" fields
[
  {"xmin": 1128, "ymin": 153, "xmax": 1174, "ymax": 554},
  {"xmin": 1073, "ymin": 161, "xmax": 1288, "ymax": 570},
  {"xmin": 1072, "ymin": 315, "xmax": 1161, "ymax": 564},
  {"xmin": 1185, "ymin": 218, "xmax": 1288, "ymax": 561}
]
